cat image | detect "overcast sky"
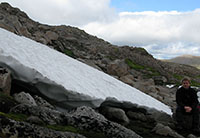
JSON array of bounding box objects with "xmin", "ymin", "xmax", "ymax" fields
[{"xmin": 0, "ymin": 0, "xmax": 200, "ymax": 59}]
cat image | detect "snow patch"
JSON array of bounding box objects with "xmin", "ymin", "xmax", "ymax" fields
[{"xmin": 0, "ymin": 28, "xmax": 172, "ymax": 115}]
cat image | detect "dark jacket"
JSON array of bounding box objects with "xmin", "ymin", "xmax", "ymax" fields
[{"xmin": 176, "ymin": 86, "xmax": 198, "ymax": 111}]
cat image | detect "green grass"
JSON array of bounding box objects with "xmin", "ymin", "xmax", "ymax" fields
[
  {"xmin": 146, "ymin": 67, "xmax": 160, "ymax": 76},
  {"xmin": 0, "ymin": 112, "xmax": 28, "ymax": 121},
  {"xmin": 64, "ymin": 49, "xmax": 76, "ymax": 58},
  {"xmin": 173, "ymin": 74, "xmax": 183, "ymax": 81},
  {"xmin": 106, "ymin": 56, "xmax": 115, "ymax": 61},
  {"xmin": 114, "ymin": 47, "xmax": 119, "ymax": 53},
  {"xmin": 0, "ymin": 112, "xmax": 106, "ymax": 138},
  {"xmin": 191, "ymin": 80, "xmax": 200, "ymax": 87},
  {"xmin": 125, "ymin": 58, "xmax": 145, "ymax": 70},
  {"xmin": 47, "ymin": 125, "xmax": 78, "ymax": 133},
  {"xmin": 172, "ymin": 74, "xmax": 200, "ymax": 86},
  {"xmin": 0, "ymin": 92, "xmax": 14, "ymax": 100},
  {"xmin": 135, "ymin": 47, "xmax": 147, "ymax": 53},
  {"xmin": 47, "ymin": 124, "xmax": 106, "ymax": 138},
  {"xmin": 125, "ymin": 58, "xmax": 160, "ymax": 78},
  {"xmin": 196, "ymin": 75, "xmax": 200, "ymax": 78},
  {"xmin": 127, "ymin": 120, "xmax": 172, "ymax": 138},
  {"xmin": 0, "ymin": 92, "xmax": 19, "ymax": 113}
]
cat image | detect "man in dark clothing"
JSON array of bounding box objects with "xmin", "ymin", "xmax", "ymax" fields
[{"xmin": 176, "ymin": 78, "xmax": 199, "ymax": 132}]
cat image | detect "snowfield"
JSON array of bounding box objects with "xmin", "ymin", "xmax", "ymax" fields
[{"xmin": 0, "ymin": 28, "xmax": 172, "ymax": 115}]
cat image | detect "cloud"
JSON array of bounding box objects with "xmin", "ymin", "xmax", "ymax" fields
[
  {"xmin": 0, "ymin": 0, "xmax": 116, "ymax": 25},
  {"xmin": 83, "ymin": 9, "xmax": 200, "ymax": 59},
  {"xmin": 144, "ymin": 42, "xmax": 200, "ymax": 59},
  {"xmin": 1, "ymin": 0, "xmax": 200, "ymax": 59},
  {"xmin": 84, "ymin": 9, "xmax": 200, "ymax": 44}
]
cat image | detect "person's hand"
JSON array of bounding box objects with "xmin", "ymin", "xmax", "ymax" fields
[{"xmin": 184, "ymin": 106, "xmax": 192, "ymax": 112}]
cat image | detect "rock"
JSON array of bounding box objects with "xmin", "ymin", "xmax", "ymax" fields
[
  {"xmin": 45, "ymin": 31, "xmax": 59, "ymax": 45},
  {"xmin": 33, "ymin": 95, "xmax": 54, "ymax": 109},
  {"xmin": 152, "ymin": 123, "xmax": 184, "ymax": 138},
  {"xmin": 13, "ymin": 92, "xmax": 37, "ymax": 106},
  {"xmin": 120, "ymin": 75, "xmax": 135, "ymax": 86},
  {"xmin": 127, "ymin": 111, "xmax": 147, "ymax": 122},
  {"xmin": 147, "ymin": 108, "xmax": 174, "ymax": 127},
  {"xmin": 33, "ymin": 31, "xmax": 46, "ymax": 43},
  {"xmin": 78, "ymin": 59, "xmax": 103, "ymax": 71},
  {"xmin": 0, "ymin": 116, "xmax": 86, "ymax": 138},
  {"xmin": 148, "ymin": 91, "xmax": 164, "ymax": 102},
  {"xmin": 45, "ymin": 31, "xmax": 58, "ymax": 41},
  {"xmin": 10, "ymin": 104, "xmax": 63, "ymax": 125},
  {"xmin": 26, "ymin": 115, "xmax": 44, "ymax": 125},
  {"xmin": 153, "ymin": 76, "xmax": 167, "ymax": 85},
  {"xmin": 107, "ymin": 60, "xmax": 129, "ymax": 77},
  {"xmin": 68, "ymin": 106, "xmax": 142, "ymax": 138},
  {"xmin": 10, "ymin": 103, "xmax": 141, "ymax": 137},
  {"xmin": 18, "ymin": 26, "xmax": 31, "ymax": 37},
  {"xmin": 100, "ymin": 97, "xmax": 147, "ymax": 114},
  {"xmin": 0, "ymin": 67, "xmax": 11, "ymax": 95},
  {"xmin": 187, "ymin": 134, "xmax": 198, "ymax": 138},
  {"xmin": 100, "ymin": 106, "xmax": 130, "ymax": 125}
]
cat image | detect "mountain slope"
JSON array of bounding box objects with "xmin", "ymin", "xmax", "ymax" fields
[
  {"xmin": 1, "ymin": 2, "xmax": 200, "ymax": 84},
  {"xmin": 165, "ymin": 55, "xmax": 200, "ymax": 69}
]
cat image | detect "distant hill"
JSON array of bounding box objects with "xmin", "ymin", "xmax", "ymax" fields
[{"xmin": 165, "ymin": 55, "xmax": 200, "ymax": 69}]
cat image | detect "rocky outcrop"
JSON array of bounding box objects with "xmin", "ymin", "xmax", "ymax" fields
[
  {"xmin": 68, "ymin": 106, "xmax": 142, "ymax": 138},
  {"xmin": 0, "ymin": 79, "xmax": 198, "ymax": 138},
  {"xmin": 7, "ymin": 92, "xmax": 142, "ymax": 138},
  {"xmin": 99, "ymin": 97, "xmax": 174, "ymax": 126}
]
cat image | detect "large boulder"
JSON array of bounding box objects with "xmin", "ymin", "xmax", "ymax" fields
[
  {"xmin": 99, "ymin": 106, "xmax": 130, "ymax": 125},
  {"xmin": 68, "ymin": 106, "xmax": 142, "ymax": 138},
  {"xmin": 152, "ymin": 123, "xmax": 184, "ymax": 138},
  {"xmin": 100, "ymin": 97, "xmax": 174, "ymax": 127},
  {"xmin": 126, "ymin": 111, "xmax": 147, "ymax": 122},
  {"xmin": 119, "ymin": 75, "xmax": 135, "ymax": 86},
  {"xmin": 107, "ymin": 60, "xmax": 129, "ymax": 77},
  {"xmin": 13, "ymin": 91, "xmax": 37, "ymax": 106},
  {"xmin": 33, "ymin": 95, "xmax": 55, "ymax": 109}
]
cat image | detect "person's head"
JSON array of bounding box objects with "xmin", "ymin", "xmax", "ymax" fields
[{"xmin": 181, "ymin": 78, "xmax": 191, "ymax": 89}]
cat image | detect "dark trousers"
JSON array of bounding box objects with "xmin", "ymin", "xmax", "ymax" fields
[{"xmin": 176, "ymin": 106, "xmax": 199, "ymax": 128}]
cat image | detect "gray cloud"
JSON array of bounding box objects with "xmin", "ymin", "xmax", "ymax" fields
[
  {"xmin": 143, "ymin": 42, "xmax": 200, "ymax": 59},
  {"xmin": 0, "ymin": 0, "xmax": 116, "ymax": 25},
  {"xmin": 83, "ymin": 10, "xmax": 200, "ymax": 59},
  {"xmin": 1, "ymin": 0, "xmax": 200, "ymax": 59}
]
